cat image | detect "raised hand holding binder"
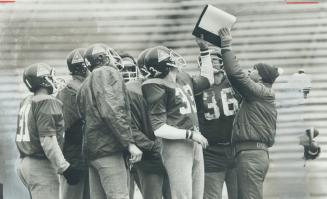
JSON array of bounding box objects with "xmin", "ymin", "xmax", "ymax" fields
[{"xmin": 192, "ymin": 5, "xmax": 237, "ymax": 47}]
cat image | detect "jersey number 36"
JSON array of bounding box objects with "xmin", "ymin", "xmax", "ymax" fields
[{"xmin": 203, "ymin": 87, "xmax": 238, "ymax": 120}]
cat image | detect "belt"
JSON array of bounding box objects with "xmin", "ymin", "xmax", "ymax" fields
[
  {"xmin": 234, "ymin": 142, "xmax": 268, "ymax": 154},
  {"xmin": 209, "ymin": 141, "xmax": 231, "ymax": 146},
  {"xmin": 24, "ymin": 155, "xmax": 47, "ymax": 160}
]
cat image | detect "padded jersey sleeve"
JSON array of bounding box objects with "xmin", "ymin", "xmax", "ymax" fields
[
  {"xmin": 36, "ymin": 98, "xmax": 64, "ymax": 137},
  {"xmin": 142, "ymin": 83, "xmax": 167, "ymax": 131}
]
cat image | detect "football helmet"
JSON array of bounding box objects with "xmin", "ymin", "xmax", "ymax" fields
[
  {"xmin": 84, "ymin": 43, "xmax": 123, "ymax": 71},
  {"xmin": 119, "ymin": 53, "xmax": 139, "ymax": 82},
  {"xmin": 66, "ymin": 48, "xmax": 89, "ymax": 77},
  {"xmin": 23, "ymin": 63, "xmax": 59, "ymax": 94},
  {"xmin": 137, "ymin": 48, "xmax": 152, "ymax": 77},
  {"xmin": 143, "ymin": 46, "xmax": 186, "ymax": 79}
]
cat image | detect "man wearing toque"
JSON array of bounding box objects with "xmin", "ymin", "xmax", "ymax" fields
[{"xmin": 218, "ymin": 27, "xmax": 280, "ymax": 199}]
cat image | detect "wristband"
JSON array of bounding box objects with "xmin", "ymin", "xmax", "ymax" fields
[
  {"xmin": 186, "ymin": 130, "xmax": 190, "ymax": 139},
  {"xmin": 190, "ymin": 130, "xmax": 194, "ymax": 140},
  {"xmin": 200, "ymin": 49, "xmax": 210, "ymax": 56}
]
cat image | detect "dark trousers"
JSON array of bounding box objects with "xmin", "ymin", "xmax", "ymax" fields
[
  {"xmin": 203, "ymin": 145, "xmax": 237, "ymax": 199},
  {"xmin": 236, "ymin": 150, "xmax": 269, "ymax": 199},
  {"xmin": 204, "ymin": 169, "xmax": 237, "ymax": 199},
  {"xmin": 134, "ymin": 165, "xmax": 171, "ymax": 199}
]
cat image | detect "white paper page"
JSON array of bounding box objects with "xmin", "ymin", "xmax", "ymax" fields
[{"xmin": 198, "ymin": 5, "xmax": 237, "ymax": 35}]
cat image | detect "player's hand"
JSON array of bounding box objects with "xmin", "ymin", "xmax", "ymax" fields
[
  {"xmin": 63, "ymin": 166, "xmax": 81, "ymax": 185},
  {"xmin": 195, "ymin": 34, "xmax": 209, "ymax": 51},
  {"xmin": 128, "ymin": 143, "xmax": 143, "ymax": 163},
  {"xmin": 191, "ymin": 132, "xmax": 209, "ymax": 149},
  {"xmin": 218, "ymin": 28, "xmax": 232, "ymax": 49},
  {"xmin": 151, "ymin": 139, "xmax": 162, "ymax": 154}
]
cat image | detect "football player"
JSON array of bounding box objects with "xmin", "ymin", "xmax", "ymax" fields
[
  {"xmin": 120, "ymin": 51, "xmax": 171, "ymax": 199},
  {"xmin": 56, "ymin": 48, "xmax": 90, "ymax": 199},
  {"xmin": 195, "ymin": 47, "xmax": 238, "ymax": 199},
  {"xmin": 141, "ymin": 40, "xmax": 214, "ymax": 199},
  {"xmin": 16, "ymin": 63, "xmax": 79, "ymax": 199},
  {"xmin": 76, "ymin": 44, "xmax": 142, "ymax": 199},
  {"xmin": 219, "ymin": 28, "xmax": 280, "ymax": 199}
]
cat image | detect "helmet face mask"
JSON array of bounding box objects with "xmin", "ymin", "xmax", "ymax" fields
[
  {"xmin": 108, "ymin": 48, "xmax": 124, "ymax": 71},
  {"xmin": 121, "ymin": 57, "xmax": 139, "ymax": 82},
  {"xmin": 169, "ymin": 50, "xmax": 186, "ymax": 69}
]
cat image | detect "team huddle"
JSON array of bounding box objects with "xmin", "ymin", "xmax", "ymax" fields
[{"xmin": 14, "ymin": 27, "xmax": 320, "ymax": 199}]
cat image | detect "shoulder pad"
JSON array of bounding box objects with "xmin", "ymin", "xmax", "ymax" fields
[{"xmin": 142, "ymin": 78, "xmax": 175, "ymax": 89}]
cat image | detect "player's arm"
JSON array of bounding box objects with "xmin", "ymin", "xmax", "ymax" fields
[
  {"xmin": 92, "ymin": 69, "xmax": 134, "ymax": 148},
  {"xmin": 196, "ymin": 37, "xmax": 214, "ymax": 86},
  {"xmin": 142, "ymin": 83, "xmax": 191, "ymax": 139},
  {"xmin": 40, "ymin": 136, "xmax": 69, "ymax": 173},
  {"xmin": 36, "ymin": 100, "xmax": 69, "ymax": 174},
  {"xmin": 142, "ymin": 83, "xmax": 208, "ymax": 148},
  {"xmin": 219, "ymin": 28, "xmax": 272, "ymax": 100}
]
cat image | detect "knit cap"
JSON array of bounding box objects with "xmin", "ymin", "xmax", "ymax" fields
[{"xmin": 254, "ymin": 63, "xmax": 279, "ymax": 84}]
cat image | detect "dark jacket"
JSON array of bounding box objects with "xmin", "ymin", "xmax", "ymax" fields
[
  {"xmin": 126, "ymin": 80, "xmax": 165, "ymax": 173},
  {"xmin": 222, "ymin": 49, "xmax": 277, "ymax": 147},
  {"xmin": 57, "ymin": 75, "xmax": 86, "ymax": 170},
  {"xmin": 76, "ymin": 65, "xmax": 134, "ymax": 160}
]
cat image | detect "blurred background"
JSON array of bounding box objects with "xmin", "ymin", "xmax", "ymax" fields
[{"xmin": 0, "ymin": 0, "xmax": 326, "ymax": 198}]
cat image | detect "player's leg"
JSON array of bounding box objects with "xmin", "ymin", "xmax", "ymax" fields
[
  {"xmin": 202, "ymin": 145, "xmax": 228, "ymax": 199},
  {"xmin": 162, "ymin": 173, "xmax": 172, "ymax": 199},
  {"xmin": 60, "ymin": 170, "xmax": 89, "ymax": 199},
  {"xmin": 93, "ymin": 153, "xmax": 129, "ymax": 199},
  {"xmin": 161, "ymin": 139, "xmax": 193, "ymax": 199},
  {"xmin": 20, "ymin": 157, "xmax": 59, "ymax": 199},
  {"xmin": 135, "ymin": 166, "xmax": 164, "ymax": 199},
  {"xmin": 203, "ymin": 171, "xmax": 225, "ymax": 199},
  {"xmin": 89, "ymin": 162, "xmax": 106, "ymax": 199},
  {"xmin": 192, "ymin": 143, "xmax": 205, "ymax": 199},
  {"xmin": 225, "ymin": 166, "xmax": 238, "ymax": 199},
  {"xmin": 236, "ymin": 150, "xmax": 269, "ymax": 199},
  {"xmin": 17, "ymin": 158, "xmax": 32, "ymax": 198},
  {"xmin": 225, "ymin": 146, "xmax": 238, "ymax": 199},
  {"xmin": 127, "ymin": 167, "xmax": 135, "ymax": 199}
]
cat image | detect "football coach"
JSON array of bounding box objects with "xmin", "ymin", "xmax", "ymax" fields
[{"xmin": 218, "ymin": 27, "xmax": 280, "ymax": 199}]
